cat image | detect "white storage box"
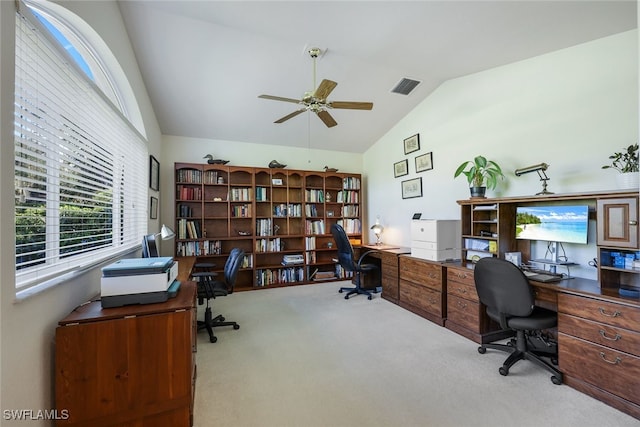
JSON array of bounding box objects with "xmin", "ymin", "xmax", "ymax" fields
[{"xmin": 411, "ymin": 219, "xmax": 461, "ymax": 261}]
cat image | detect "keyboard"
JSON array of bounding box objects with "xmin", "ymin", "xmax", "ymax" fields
[{"xmin": 522, "ymin": 270, "xmax": 562, "ymax": 283}]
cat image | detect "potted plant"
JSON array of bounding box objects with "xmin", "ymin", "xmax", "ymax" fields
[
  {"xmin": 454, "ymin": 155, "xmax": 504, "ymax": 198},
  {"xmin": 602, "ymin": 143, "xmax": 639, "ymax": 189}
]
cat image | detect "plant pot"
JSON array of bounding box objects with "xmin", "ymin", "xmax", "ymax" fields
[
  {"xmin": 470, "ymin": 186, "xmax": 486, "ymax": 198},
  {"xmin": 616, "ymin": 172, "xmax": 639, "ymax": 190}
]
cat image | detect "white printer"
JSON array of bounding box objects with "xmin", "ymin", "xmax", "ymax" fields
[{"xmin": 411, "ymin": 219, "xmax": 461, "ymax": 261}]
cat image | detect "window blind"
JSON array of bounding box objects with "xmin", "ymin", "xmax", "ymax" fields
[{"xmin": 14, "ymin": 7, "xmax": 147, "ymax": 290}]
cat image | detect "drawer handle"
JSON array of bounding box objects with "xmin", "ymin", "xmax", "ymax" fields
[
  {"xmin": 456, "ymin": 273, "xmax": 467, "ymax": 279},
  {"xmin": 599, "ymin": 352, "xmax": 622, "ymax": 365},
  {"xmin": 457, "ymin": 287, "xmax": 468, "ymax": 294},
  {"xmin": 598, "ymin": 330, "xmax": 622, "ymax": 341},
  {"xmin": 598, "ymin": 308, "xmax": 621, "ymax": 318},
  {"xmin": 457, "ymin": 301, "xmax": 467, "ymax": 309},
  {"xmin": 630, "ymin": 220, "xmax": 638, "ymax": 226}
]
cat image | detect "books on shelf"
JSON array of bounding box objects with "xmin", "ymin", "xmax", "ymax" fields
[
  {"xmin": 305, "ymin": 219, "xmax": 325, "ymax": 235},
  {"xmin": 338, "ymin": 218, "xmax": 361, "ymax": 234},
  {"xmin": 178, "ymin": 218, "xmax": 202, "ymax": 239}
]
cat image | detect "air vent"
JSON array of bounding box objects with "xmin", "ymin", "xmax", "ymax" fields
[{"xmin": 391, "ymin": 78, "xmax": 421, "ymax": 95}]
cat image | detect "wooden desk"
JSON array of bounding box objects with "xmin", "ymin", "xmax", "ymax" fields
[
  {"xmin": 360, "ymin": 245, "xmax": 411, "ymax": 302},
  {"xmin": 55, "ymin": 282, "xmax": 197, "ymax": 426},
  {"xmin": 447, "ymin": 262, "xmax": 640, "ymax": 420}
]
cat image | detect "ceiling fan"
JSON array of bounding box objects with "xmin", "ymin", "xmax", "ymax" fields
[{"xmin": 258, "ymin": 47, "xmax": 373, "ymax": 128}]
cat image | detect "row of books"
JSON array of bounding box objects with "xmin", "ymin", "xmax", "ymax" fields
[
  {"xmin": 273, "ymin": 203, "xmax": 302, "ymax": 217},
  {"xmin": 255, "ymin": 267, "xmax": 304, "ymax": 286},
  {"xmin": 305, "ymin": 220, "xmax": 325, "ymax": 235},
  {"xmin": 305, "ymin": 236, "xmax": 316, "ymax": 250},
  {"xmin": 178, "ymin": 218, "xmax": 202, "ymax": 239},
  {"xmin": 336, "ymin": 190, "xmax": 359, "ymax": 203},
  {"xmin": 255, "ymin": 186, "xmax": 269, "ymax": 201},
  {"xmin": 177, "ymin": 204, "xmax": 194, "ymax": 218},
  {"xmin": 176, "ymin": 240, "xmax": 222, "ymax": 256},
  {"xmin": 176, "ymin": 169, "xmax": 203, "ymax": 184},
  {"xmin": 338, "ymin": 218, "xmax": 361, "ymax": 234},
  {"xmin": 255, "ymin": 218, "xmax": 272, "ymax": 236},
  {"xmin": 229, "ymin": 187, "xmax": 251, "ymax": 201},
  {"xmin": 203, "ymin": 170, "xmax": 224, "ymax": 184},
  {"xmin": 342, "ymin": 205, "xmax": 359, "ymax": 217},
  {"xmin": 305, "ymin": 189, "xmax": 325, "ymax": 203},
  {"xmin": 342, "ymin": 177, "xmax": 361, "ymax": 190},
  {"xmin": 231, "ymin": 204, "xmax": 252, "ymax": 218},
  {"xmin": 177, "ymin": 185, "xmax": 202, "ymax": 201},
  {"xmin": 256, "ymin": 238, "xmax": 284, "ymax": 252}
]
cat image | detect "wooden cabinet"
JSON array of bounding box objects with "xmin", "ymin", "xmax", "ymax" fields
[
  {"xmin": 444, "ymin": 264, "xmax": 512, "ymax": 343},
  {"xmin": 55, "ymin": 283, "xmax": 197, "ymax": 427},
  {"xmin": 398, "ymin": 256, "xmax": 446, "ymax": 325},
  {"xmin": 597, "ymin": 196, "xmax": 638, "ymax": 248},
  {"xmin": 558, "ymin": 292, "xmax": 640, "ymax": 419},
  {"xmin": 175, "ymin": 163, "xmax": 362, "ymax": 290}
]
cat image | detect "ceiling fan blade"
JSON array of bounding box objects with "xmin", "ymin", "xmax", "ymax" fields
[
  {"xmin": 317, "ymin": 110, "xmax": 337, "ymax": 128},
  {"xmin": 313, "ymin": 79, "xmax": 338, "ymax": 101},
  {"xmin": 330, "ymin": 101, "xmax": 374, "ymax": 110},
  {"xmin": 274, "ymin": 109, "xmax": 306, "ymax": 124},
  {"xmin": 259, "ymin": 94, "xmax": 301, "ymax": 104}
]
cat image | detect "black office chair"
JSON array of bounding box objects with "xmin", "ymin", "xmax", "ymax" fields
[
  {"xmin": 473, "ymin": 257, "xmax": 563, "ymax": 385},
  {"xmin": 330, "ymin": 224, "xmax": 380, "ymax": 300},
  {"xmin": 195, "ymin": 248, "xmax": 244, "ymax": 343}
]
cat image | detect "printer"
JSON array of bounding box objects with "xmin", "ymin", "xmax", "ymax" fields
[{"xmin": 411, "ymin": 219, "xmax": 461, "ymax": 261}]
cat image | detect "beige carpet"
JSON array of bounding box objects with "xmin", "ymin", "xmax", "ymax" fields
[{"xmin": 193, "ymin": 281, "xmax": 638, "ymax": 427}]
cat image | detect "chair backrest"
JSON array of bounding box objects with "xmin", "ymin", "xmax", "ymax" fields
[
  {"xmin": 330, "ymin": 224, "xmax": 357, "ymax": 272},
  {"xmin": 141, "ymin": 234, "xmax": 159, "ymax": 257},
  {"xmin": 224, "ymin": 248, "xmax": 245, "ymax": 292},
  {"xmin": 473, "ymin": 257, "xmax": 535, "ymax": 318}
]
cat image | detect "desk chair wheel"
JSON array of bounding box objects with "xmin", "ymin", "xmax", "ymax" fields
[
  {"xmin": 339, "ymin": 289, "xmax": 344, "ymax": 293},
  {"xmin": 367, "ymin": 295, "xmax": 372, "ymax": 300},
  {"xmin": 499, "ymin": 366, "xmax": 509, "ymax": 376},
  {"xmin": 551, "ymin": 375, "xmax": 562, "ymax": 385},
  {"xmin": 233, "ymin": 324, "xmax": 240, "ymax": 330},
  {"xmin": 478, "ymin": 346, "xmax": 487, "ymax": 354},
  {"xmin": 210, "ymin": 336, "xmax": 217, "ymax": 343}
]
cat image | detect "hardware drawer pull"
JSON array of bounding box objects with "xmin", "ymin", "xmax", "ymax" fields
[
  {"xmin": 598, "ymin": 308, "xmax": 621, "ymax": 318},
  {"xmin": 458, "ymin": 287, "xmax": 468, "ymax": 294},
  {"xmin": 599, "ymin": 330, "xmax": 622, "ymax": 341},
  {"xmin": 630, "ymin": 220, "xmax": 638, "ymax": 226},
  {"xmin": 457, "ymin": 301, "xmax": 467, "ymax": 309},
  {"xmin": 599, "ymin": 352, "xmax": 622, "ymax": 365}
]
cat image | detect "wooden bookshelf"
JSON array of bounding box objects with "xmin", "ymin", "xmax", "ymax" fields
[{"xmin": 174, "ymin": 163, "xmax": 362, "ymax": 291}]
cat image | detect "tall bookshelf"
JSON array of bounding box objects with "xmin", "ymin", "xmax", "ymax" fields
[{"xmin": 174, "ymin": 163, "xmax": 363, "ymax": 291}]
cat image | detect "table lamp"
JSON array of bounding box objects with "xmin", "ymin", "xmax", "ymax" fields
[{"xmin": 371, "ymin": 218, "xmax": 384, "ymax": 245}]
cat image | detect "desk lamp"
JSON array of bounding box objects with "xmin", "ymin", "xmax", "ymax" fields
[
  {"xmin": 371, "ymin": 218, "xmax": 384, "ymax": 245},
  {"xmin": 159, "ymin": 224, "xmax": 176, "ymax": 240},
  {"xmin": 514, "ymin": 163, "xmax": 553, "ymax": 195}
]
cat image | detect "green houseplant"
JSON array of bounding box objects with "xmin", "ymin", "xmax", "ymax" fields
[
  {"xmin": 454, "ymin": 155, "xmax": 504, "ymax": 198},
  {"xmin": 603, "ymin": 143, "xmax": 639, "ymax": 190}
]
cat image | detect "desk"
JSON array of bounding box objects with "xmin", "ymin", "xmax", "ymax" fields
[
  {"xmin": 55, "ymin": 282, "xmax": 197, "ymax": 426},
  {"xmin": 359, "ymin": 245, "xmax": 411, "ymax": 302},
  {"xmin": 446, "ymin": 262, "xmax": 640, "ymax": 420}
]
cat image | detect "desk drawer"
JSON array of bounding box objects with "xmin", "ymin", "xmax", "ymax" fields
[
  {"xmin": 559, "ymin": 313, "xmax": 640, "ymax": 356},
  {"xmin": 399, "ymin": 257, "xmax": 442, "ymax": 287},
  {"xmin": 446, "ymin": 269, "xmax": 478, "ymax": 303},
  {"xmin": 558, "ymin": 293, "xmax": 640, "ymax": 330},
  {"xmin": 447, "ymin": 294, "xmax": 482, "ymax": 333},
  {"xmin": 399, "ymin": 279, "xmax": 443, "ymax": 317},
  {"xmin": 559, "ymin": 333, "xmax": 640, "ymax": 405}
]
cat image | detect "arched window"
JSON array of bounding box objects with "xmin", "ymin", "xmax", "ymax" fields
[{"xmin": 14, "ymin": 1, "xmax": 148, "ymax": 296}]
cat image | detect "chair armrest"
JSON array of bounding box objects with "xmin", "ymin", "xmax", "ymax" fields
[{"xmin": 357, "ymin": 249, "xmax": 379, "ymax": 268}]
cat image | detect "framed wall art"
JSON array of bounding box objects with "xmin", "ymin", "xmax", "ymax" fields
[
  {"xmin": 403, "ymin": 134, "xmax": 420, "ymax": 155},
  {"xmin": 401, "ymin": 177, "xmax": 423, "ymax": 199},
  {"xmin": 415, "ymin": 152, "xmax": 433, "ymax": 173},
  {"xmin": 393, "ymin": 159, "xmax": 409, "ymax": 178},
  {"xmin": 149, "ymin": 155, "xmax": 160, "ymax": 191},
  {"xmin": 150, "ymin": 196, "xmax": 158, "ymax": 219}
]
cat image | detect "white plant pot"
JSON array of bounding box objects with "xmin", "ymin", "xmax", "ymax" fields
[{"xmin": 616, "ymin": 172, "xmax": 639, "ymax": 190}]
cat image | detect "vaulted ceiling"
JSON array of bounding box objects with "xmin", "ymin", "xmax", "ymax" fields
[{"xmin": 118, "ymin": 1, "xmax": 636, "ymax": 153}]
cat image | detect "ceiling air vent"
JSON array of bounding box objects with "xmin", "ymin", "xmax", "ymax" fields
[{"xmin": 391, "ymin": 78, "xmax": 421, "ymax": 95}]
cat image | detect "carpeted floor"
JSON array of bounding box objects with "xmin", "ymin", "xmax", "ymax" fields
[{"xmin": 193, "ymin": 281, "xmax": 639, "ymax": 427}]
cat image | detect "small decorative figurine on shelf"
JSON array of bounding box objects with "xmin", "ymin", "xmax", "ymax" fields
[
  {"xmin": 324, "ymin": 166, "xmax": 338, "ymax": 172},
  {"xmin": 325, "ymin": 191, "xmax": 332, "ymax": 202},
  {"xmin": 203, "ymin": 154, "xmax": 229, "ymax": 164},
  {"xmin": 268, "ymin": 160, "xmax": 286, "ymax": 169}
]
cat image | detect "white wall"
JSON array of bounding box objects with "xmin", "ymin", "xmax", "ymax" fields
[
  {"xmin": 363, "ymin": 30, "xmax": 638, "ymax": 279},
  {"xmin": 0, "ymin": 2, "xmax": 162, "ymax": 425}
]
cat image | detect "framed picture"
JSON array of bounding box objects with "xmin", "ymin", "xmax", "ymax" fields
[
  {"xmin": 403, "ymin": 134, "xmax": 420, "ymax": 155},
  {"xmin": 393, "ymin": 159, "xmax": 408, "ymax": 178},
  {"xmin": 415, "ymin": 152, "xmax": 433, "ymax": 173},
  {"xmin": 149, "ymin": 155, "xmax": 160, "ymax": 191},
  {"xmin": 272, "ymin": 178, "xmax": 283, "ymax": 185},
  {"xmin": 150, "ymin": 196, "xmax": 158, "ymax": 219},
  {"xmin": 401, "ymin": 177, "xmax": 423, "ymax": 199}
]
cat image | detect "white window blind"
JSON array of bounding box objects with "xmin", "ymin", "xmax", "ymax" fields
[{"xmin": 14, "ymin": 7, "xmax": 147, "ymax": 291}]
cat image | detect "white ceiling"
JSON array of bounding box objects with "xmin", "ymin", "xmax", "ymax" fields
[{"xmin": 118, "ymin": 1, "xmax": 636, "ymax": 153}]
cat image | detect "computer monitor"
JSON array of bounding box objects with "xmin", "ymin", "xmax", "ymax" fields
[
  {"xmin": 515, "ymin": 205, "xmax": 589, "ymax": 245},
  {"xmin": 141, "ymin": 234, "xmax": 159, "ymax": 258}
]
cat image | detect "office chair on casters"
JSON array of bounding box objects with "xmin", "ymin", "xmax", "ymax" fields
[
  {"xmin": 195, "ymin": 248, "xmax": 244, "ymax": 343},
  {"xmin": 473, "ymin": 257, "xmax": 563, "ymax": 385},
  {"xmin": 330, "ymin": 224, "xmax": 380, "ymax": 300}
]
